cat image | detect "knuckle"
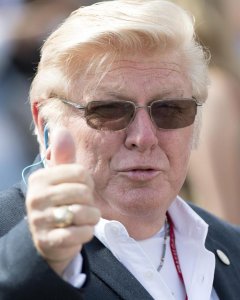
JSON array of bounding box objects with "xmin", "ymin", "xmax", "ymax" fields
[
  {"xmin": 26, "ymin": 190, "xmax": 51, "ymax": 210},
  {"xmin": 29, "ymin": 210, "xmax": 51, "ymax": 228},
  {"xmin": 30, "ymin": 212, "xmax": 42, "ymax": 227},
  {"xmin": 26, "ymin": 194, "xmax": 42, "ymax": 210}
]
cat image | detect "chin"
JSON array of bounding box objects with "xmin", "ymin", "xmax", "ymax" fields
[{"xmin": 114, "ymin": 188, "xmax": 168, "ymax": 217}]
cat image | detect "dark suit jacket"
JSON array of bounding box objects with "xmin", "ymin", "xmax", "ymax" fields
[{"xmin": 0, "ymin": 161, "xmax": 239, "ymax": 299}]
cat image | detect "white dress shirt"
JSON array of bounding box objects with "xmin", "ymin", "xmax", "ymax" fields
[{"xmin": 63, "ymin": 196, "xmax": 219, "ymax": 300}]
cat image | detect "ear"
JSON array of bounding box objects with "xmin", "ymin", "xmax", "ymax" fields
[{"xmin": 31, "ymin": 101, "xmax": 46, "ymax": 149}]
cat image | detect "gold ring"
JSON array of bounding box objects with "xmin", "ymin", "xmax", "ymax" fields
[{"xmin": 53, "ymin": 206, "xmax": 74, "ymax": 228}]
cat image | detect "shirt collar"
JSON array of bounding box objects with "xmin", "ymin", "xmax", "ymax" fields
[
  {"xmin": 168, "ymin": 195, "xmax": 209, "ymax": 244},
  {"xmin": 95, "ymin": 196, "xmax": 209, "ymax": 245}
]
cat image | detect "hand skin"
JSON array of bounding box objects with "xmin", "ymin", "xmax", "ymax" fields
[{"xmin": 26, "ymin": 128, "xmax": 101, "ymax": 276}]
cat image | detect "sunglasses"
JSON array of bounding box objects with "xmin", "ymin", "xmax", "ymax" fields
[{"xmin": 59, "ymin": 98, "xmax": 202, "ymax": 131}]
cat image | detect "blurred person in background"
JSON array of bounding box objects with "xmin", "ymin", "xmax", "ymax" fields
[
  {"xmin": 0, "ymin": 1, "xmax": 240, "ymax": 299},
  {"xmin": 217, "ymin": 0, "xmax": 240, "ymax": 58},
  {"xmin": 0, "ymin": 0, "xmax": 33, "ymax": 189},
  {"xmin": 172, "ymin": 0, "xmax": 240, "ymax": 224},
  {"xmin": 0, "ymin": 0, "xmax": 82, "ymax": 190}
]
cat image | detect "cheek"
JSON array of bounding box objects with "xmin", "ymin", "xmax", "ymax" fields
[{"xmin": 159, "ymin": 128, "xmax": 193, "ymax": 176}]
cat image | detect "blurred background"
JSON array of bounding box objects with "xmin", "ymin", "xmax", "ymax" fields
[{"xmin": 0, "ymin": 0, "xmax": 240, "ymax": 225}]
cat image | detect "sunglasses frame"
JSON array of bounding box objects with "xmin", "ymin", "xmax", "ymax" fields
[{"xmin": 59, "ymin": 97, "xmax": 202, "ymax": 131}]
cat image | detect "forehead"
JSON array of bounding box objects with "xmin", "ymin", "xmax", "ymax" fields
[{"xmin": 74, "ymin": 52, "xmax": 192, "ymax": 101}]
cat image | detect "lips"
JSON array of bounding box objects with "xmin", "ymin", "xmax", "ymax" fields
[
  {"xmin": 117, "ymin": 166, "xmax": 161, "ymax": 181},
  {"xmin": 118, "ymin": 164, "xmax": 161, "ymax": 172}
]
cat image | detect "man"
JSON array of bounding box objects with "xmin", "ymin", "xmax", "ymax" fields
[{"xmin": 0, "ymin": 0, "xmax": 239, "ymax": 299}]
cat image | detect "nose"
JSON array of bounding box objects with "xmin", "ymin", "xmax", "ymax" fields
[{"xmin": 125, "ymin": 108, "xmax": 158, "ymax": 152}]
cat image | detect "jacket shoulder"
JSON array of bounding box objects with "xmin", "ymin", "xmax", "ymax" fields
[{"xmin": 0, "ymin": 183, "xmax": 26, "ymax": 236}]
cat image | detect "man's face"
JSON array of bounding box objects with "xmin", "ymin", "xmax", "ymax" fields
[{"xmin": 65, "ymin": 52, "xmax": 194, "ymax": 223}]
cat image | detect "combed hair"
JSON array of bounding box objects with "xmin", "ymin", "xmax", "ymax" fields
[{"xmin": 30, "ymin": 0, "xmax": 209, "ymax": 138}]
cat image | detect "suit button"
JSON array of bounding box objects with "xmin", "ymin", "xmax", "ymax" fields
[{"xmin": 144, "ymin": 270, "xmax": 154, "ymax": 280}]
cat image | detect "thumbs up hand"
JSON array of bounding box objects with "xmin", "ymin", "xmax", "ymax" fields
[{"xmin": 26, "ymin": 128, "xmax": 100, "ymax": 276}]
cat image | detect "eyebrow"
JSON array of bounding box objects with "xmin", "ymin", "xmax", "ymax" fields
[{"xmin": 92, "ymin": 89, "xmax": 185, "ymax": 102}]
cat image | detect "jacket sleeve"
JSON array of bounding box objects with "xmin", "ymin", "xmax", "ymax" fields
[{"xmin": 0, "ymin": 219, "xmax": 87, "ymax": 300}]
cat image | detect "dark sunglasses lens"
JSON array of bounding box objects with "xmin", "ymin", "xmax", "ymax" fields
[
  {"xmin": 151, "ymin": 100, "xmax": 197, "ymax": 129},
  {"xmin": 85, "ymin": 101, "xmax": 134, "ymax": 131}
]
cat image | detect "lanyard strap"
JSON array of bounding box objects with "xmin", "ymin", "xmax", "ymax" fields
[{"xmin": 167, "ymin": 213, "xmax": 188, "ymax": 300}]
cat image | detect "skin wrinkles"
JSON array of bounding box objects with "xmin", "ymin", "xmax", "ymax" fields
[
  {"xmin": 70, "ymin": 53, "xmax": 189, "ymax": 105},
  {"xmin": 106, "ymin": 57, "xmax": 183, "ymax": 72},
  {"xmin": 63, "ymin": 53, "xmax": 193, "ymax": 239},
  {"xmin": 88, "ymin": 89, "xmax": 186, "ymax": 104}
]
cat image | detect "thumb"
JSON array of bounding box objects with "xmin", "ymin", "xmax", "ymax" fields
[{"xmin": 50, "ymin": 127, "xmax": 76, "ymax": 165}]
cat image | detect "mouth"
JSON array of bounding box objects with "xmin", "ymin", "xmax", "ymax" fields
[{"xmin": 118, "ymin": 167, "xmax": 161, "ymax": 181}]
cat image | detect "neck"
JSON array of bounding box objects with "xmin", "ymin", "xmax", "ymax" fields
[{"xmin": 102, "ymin": 211, "xmax": 166, "ymax": 240}]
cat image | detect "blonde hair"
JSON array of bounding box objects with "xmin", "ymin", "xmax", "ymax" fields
[{"xmin": 30, "ymin": 0, "xmax": 209, "ymax": 137}]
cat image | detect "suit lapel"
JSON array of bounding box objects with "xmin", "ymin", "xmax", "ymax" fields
[
  {"xmin": 205, "ymin": 229, "xmax": 240, "ymax": 300},
  {"xmin": 85, "ymin": 237, "xmax": 154, "ymax": 300}
]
